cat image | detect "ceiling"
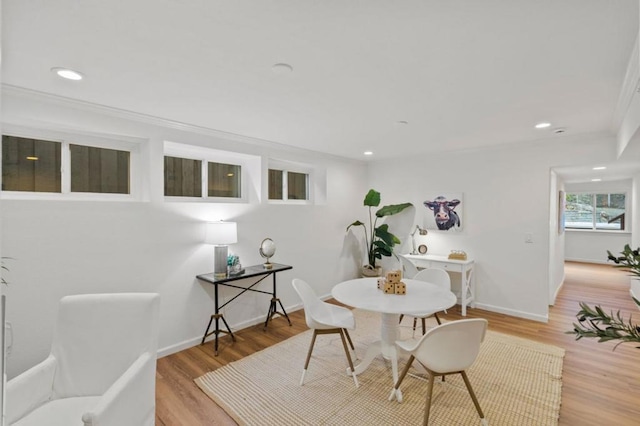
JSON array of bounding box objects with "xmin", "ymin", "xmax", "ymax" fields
[{"xmin": 2, "ymin": 0, "xmax": 640, "ymax": 180}]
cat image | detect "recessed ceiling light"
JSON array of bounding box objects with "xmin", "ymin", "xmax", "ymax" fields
[
  {"xmin": 592, "ymin": 166, "xmax": 606, "ymax": 170},
  {"xmin": 51, "ymin": 67, "xmax": 84, "ymax": 81},
  {"xmin": 591, "ymin": 178, "xmax": 602, "ymax": 182},
  {"xmin": 396, "ymin": 120, "xmax": 409, "ymax": 125},
  {"xmin": 535, "ymin": 122, "xmax": 551, "ymax": 129},
  {"xmin": 364, "ymin": 151, "xmax": 373, "ymax": 156},
  {"xmin": 271, "ymin": 63, "xmax": 293, "ymax": 74},
  {"xmin": 26, "ymin": 156, "xmax": 38, "ymax": 161}
]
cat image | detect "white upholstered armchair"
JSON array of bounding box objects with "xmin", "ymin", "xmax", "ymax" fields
[{"xmin": 7, "ymin": 293, "xmax": 160, "ymax": 426}]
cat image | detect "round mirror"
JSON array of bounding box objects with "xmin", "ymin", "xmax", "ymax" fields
[{"xmin": 259, "ymin": 238, "xmax": 276, "ymax": 269}]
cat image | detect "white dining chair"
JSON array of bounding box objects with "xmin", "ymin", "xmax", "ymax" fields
[
  {"xmin": 399, "ymin": 268, "xmax": 451, "ymax": 335},
  {"xmin": 292, "ymin": 278, "xmax": 359, "ymax": 387},
  {"xmin": 399, "ymin": 255, "xmax": 419, "ymax": 279},
  {"xmin": 390, "ymin": 319, "xmax": 489, "ymax": 426}
]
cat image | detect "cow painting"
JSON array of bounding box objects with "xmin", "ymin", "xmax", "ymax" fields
[{"xmin": 424, "ymin": 196, "xmax": 461, "ymax": 231}]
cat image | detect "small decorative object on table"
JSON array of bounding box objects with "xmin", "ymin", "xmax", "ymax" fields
[
  {"xmin": 448, "ymin": 250, "xmax": 467, "ymax": 260},
  {"xmin": 227, "ymin": 254, "xmax": 244, "ymax": 275},
  {"xmin": 259, "ymin": 238, "xmax": 276, "ymax": 269},
  {"xmin": 379, "ymin": 270, "xmax": 406, "ymax": 295}
]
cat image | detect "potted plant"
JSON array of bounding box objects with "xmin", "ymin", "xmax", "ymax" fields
[
  {"xmin": 346, "ymin": 189, "xmax": 413, "ymax": 277},
  {"xmin": 568, "ymin": 245, "xmax": 640, "ymax": 349}
]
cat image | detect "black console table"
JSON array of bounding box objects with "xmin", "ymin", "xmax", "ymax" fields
[{"xmin": 196, "ymin": 263, "xmax": 293, "ymax": 355}]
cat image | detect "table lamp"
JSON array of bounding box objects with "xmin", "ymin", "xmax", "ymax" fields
[
  {"xmin": 205, "ymin": 221, "xmax": 238, "ymax": 278},
  {"xmin": 410, "ymin": 225, "xmax": 428, "ymax": 255}
]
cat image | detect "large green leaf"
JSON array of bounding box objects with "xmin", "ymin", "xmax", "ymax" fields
[
  {"xmin": 346, "ymin": 220, "xmax": 365, "ymax": 232},
  {"xmin": 376, "ymin": 202, "xmax": 413, "ymax": 218},
  {"xmin": 375, "ymin": 224, "xmax": 401, "ymax": 247},
  {"xmin": 373, "ymin": 245, "xmax": 392, "ymax": 258},
  {"xmin": 363, "ymin": 189, "xmax": 381, "ymax": 207}
]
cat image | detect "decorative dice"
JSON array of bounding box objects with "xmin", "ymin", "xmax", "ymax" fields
[
  {"xmin": 383, "ymin": 281, "xmax": 396, "ymax": 294},
  {"xmin": 378, "ymin": 270, "xmax": 407, "ymax": 295},
  {"xmin": 386, "ymin": 270, "xmax": 401, "ymax": 284}
]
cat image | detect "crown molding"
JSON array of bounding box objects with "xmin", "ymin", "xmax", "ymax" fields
[{"xmin": 1, "ymin": 84, "xmax": 359, "ymax": 163}]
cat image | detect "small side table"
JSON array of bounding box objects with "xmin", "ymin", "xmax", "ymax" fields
[
  {"xmin": 404, "ymin": 254, "xmax": 475, "ymax": 316},
  {"xmin": 196, "ymin": 263, "xmax": 293, "ymax": 355}
]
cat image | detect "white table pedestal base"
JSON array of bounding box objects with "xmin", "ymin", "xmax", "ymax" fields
[{"xmin": 346, "ymin": 313, "xmax": 403, "ymax": 401}]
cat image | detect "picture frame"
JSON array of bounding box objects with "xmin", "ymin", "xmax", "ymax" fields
[
  {"xmin": 558, "ymin": 190, "xmax": 565, "ymax": 234},
  {"xmin": 422, "ymin": 193, "xmax": 464, "ymax": 232}
]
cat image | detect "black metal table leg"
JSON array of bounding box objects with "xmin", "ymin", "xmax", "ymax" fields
[{"xmin": 263, "ymin": 272, "xmax": 292, "ymax": 329}]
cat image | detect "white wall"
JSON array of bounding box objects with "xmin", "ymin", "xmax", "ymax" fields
[
  {"xmin": 564, "ymin": 231, "xmax": 631, "ymax": 263},
  {"xmin": 368, "ymin": 133, "xmax": 621, "ymax": 322},
  {"xmin": 563, "ymin": 179, "xmax": 633, "ymax": 263},
  {"xmin": 1, "ymin": 89, "xmax": 368, "ymax": 378}
]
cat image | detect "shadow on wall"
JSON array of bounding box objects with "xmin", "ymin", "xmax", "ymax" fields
[
  {"xmin": 337, "ymin": 205, "xmax": 416, "ymax": 280},
  {"xmin": 379, "ymin": 205, "xmax": 415, "ymax": 273},
  {"xmin": 335, "ymin": 231, "xmax": 363, "ymax": 283}
]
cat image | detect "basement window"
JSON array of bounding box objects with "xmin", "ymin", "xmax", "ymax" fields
[
  {"xmin": 268, "ymin": 159, "xmax": 312, "ymax": 203},
  {"xmin": 163, "ymin": 141, "xmax": 259, "ymax": 202},
  {"xmin": 2, "ymin": 135, "xmax": 61, "ymax": 193},
  {"xmin": 564, "ymin": 192, "xmax": 626, "ymax": 231},
  {"xmin": 2, "ymin": 130, "xmax": 139, "ymax": 199}
]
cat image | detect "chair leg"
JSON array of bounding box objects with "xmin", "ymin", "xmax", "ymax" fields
[
  {"xmin": 389, "ymin": 355, "xmax": 415, "ymax": 401},
  {"xmin": 422, "ymin": 371, "xmax": 435, "ymax": 426},
  {"xmin": 421, "ymin": 318, "xmax": 426, "ymax": 335},
  {"xmin": 344, "ymin": 328, "xmax": 355, "ymax": 351},
  {"xmin": 461, "ymin": 371, "xmax": 485, "ymax": 421},
  {"xmin": 434, "ymin": 312, "xmax": 442, "ymax": 325},
  {"xmin": 412, "ymin": 317, "xmax": 418, "ymax": 332},
  {"xmin": 399, "ymin": 314, "xmax": 404, "ymax": 324},
  {"xmin": 300, "ymin": 330, "xmax": 319, "ymax": 385},
  {"xmin": 338, "ymin": 329, "xmax": 359, "ymax": 388}
]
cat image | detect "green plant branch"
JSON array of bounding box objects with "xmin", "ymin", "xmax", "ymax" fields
[
  {"xmin": 568, "ymin": 245, "xmax": 640, "ymax": 350},
  {"xmin": 1, "ymin": 256, "xmax": 12, "ymax": 285},
  {"xmin": 569, "ymin": 300, "xmax": 640, "ymax": 350},
  {"xmin": 607, "ymin": 244, "xmax": 640, "ymax": 279}
]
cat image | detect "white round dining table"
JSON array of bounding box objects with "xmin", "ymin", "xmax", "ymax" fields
[{"xmin": 332, "ymin": 277, "xmax": 457, "ymax": 401}]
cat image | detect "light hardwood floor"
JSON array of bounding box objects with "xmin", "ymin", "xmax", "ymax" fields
[{"xmin": 155, "ymin": 262, "xmax": 640, "ymax": 425}]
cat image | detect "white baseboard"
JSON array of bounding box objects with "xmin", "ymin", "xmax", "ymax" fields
[
  {"xmin": 157, "ymin": 302, "xmax": 304, "ymax": 358},
  {"xmin": 157, "ymin": 296, "xmax": 548, "ymax": 357},
  {"xmin": 551, "ymin": 277, "xmax": 565, "ymax": 306},
  {"xmin": 564, "ymin": 257, "xmax": 609, "ymax": 265},
  {"xmin": 472, "ymin": 302, "xmax": 548, "ymax": 323}
]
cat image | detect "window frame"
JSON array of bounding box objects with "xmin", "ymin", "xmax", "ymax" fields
[
  {"xmin": 267, "ymin": 159, "xmax": 313, "ymax": 204},
  {"xmin": 1, "ymin": 125, "xmax": 142, "ymax": 201},
  {"xmin": 564, "ymin": 191, "xmax": 628, "ymax": 232},
  {"xmin": 163, "ymin": 141, "xmax": 255, "ymax": 203}
]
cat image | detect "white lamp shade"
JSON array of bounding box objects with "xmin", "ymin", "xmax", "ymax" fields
[{"xmin": 205, "ymin": 221, "xmax": 238, "ymax": 245}]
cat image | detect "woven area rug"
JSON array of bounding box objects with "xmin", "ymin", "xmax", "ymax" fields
[{"xmin": 195, "ymin": 310, "xmax": 564, "ymax": 425}]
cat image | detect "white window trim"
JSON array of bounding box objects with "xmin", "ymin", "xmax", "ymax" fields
[
  {"xmin": 163, "ymin": 141, "xmax": 257, "ymax": 203},
  {"xmin": 268, "ymin": 159, "xmax": 314, "ymax": 204},
  {"xmin": 1, "ymin": 124, "xmax": 143, "ymax": 201}
]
